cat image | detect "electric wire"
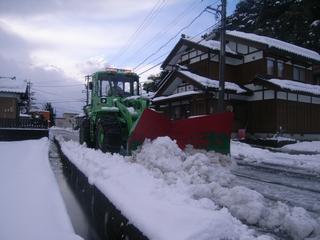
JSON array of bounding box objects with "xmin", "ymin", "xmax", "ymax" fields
[
  {"xmin": 137, "ymin": 21, "xmax": 221, "ymax": 76},
  {"xmin": 133, "ymin": 8, "xmax": 209, "ymax": 71},
  {"xmin": 110, "ymin": 0, "xmax": 167, "ymax": 64},
  {"xmin": 124, "ymin": 0, "xmax": 202, "ymax": 63},
  {"xmin": 33, "ymin": 84, "xmax": 84, "ymax": 87}
]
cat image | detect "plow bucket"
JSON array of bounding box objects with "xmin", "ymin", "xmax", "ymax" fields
[{"xmin": 128, "ymin": 109, "xmax": 234, "ymax": 154}]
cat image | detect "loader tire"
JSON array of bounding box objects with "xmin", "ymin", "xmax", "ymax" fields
[
  {"xmin": 95, "ymin": 119, "xmax": 121, "ymax": 153},
  {"xmin": 79, "ymin": 119, "xmax": 93, "ymax": 148}
]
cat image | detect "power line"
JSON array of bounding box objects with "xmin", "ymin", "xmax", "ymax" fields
[
  {"xmin": 133, "ymin": 8, "xmax": 209, "ymax": 71},
  {"xmin": 124, "ymin": 0, "xmax": 201, "ymax": 63},
  {"xmin": 33, "ymin": 84, "xmax": 84, "ymax": 88},
  {"xmin": 110, "ymin": 0, "xmax": 166, "ymax": 64},
  {"xmin": 137, "ymin": 21, "xmax": 221, "ymax": 76},
  {"xmin": 32, "ymin": 88, "xmax": 84, "ymax": 102}
]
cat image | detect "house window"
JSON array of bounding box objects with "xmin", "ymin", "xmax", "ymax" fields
[
  {"xmin": 277, "ymin": 61, "xmax": 284, "ymax": 78},
  {"xmin": 267, "ymin": 58, "xmax": 274, "ymax": 75},
  {"xmin": 293, "ymin": 65, "xmax": 305, "ymax": 82},
  {"xmin": 237, "ymin": 43, "xmax": 248, "ymax": 54},
  {"xmin": 249, "ymin": 46, "xmax": 257, "ymax": 53},
  {"xmin": 228, "ymin": 41, "xmax": 237, "ymax": 52}
]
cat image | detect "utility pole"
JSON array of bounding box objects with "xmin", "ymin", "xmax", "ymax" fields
[
  {"xmin": 27, "ymin": 81, "xmax": 31, "ymax": 113},
  {"xmin": 218, "ymin": 0, "xmax": 226, "ymax": 112}
]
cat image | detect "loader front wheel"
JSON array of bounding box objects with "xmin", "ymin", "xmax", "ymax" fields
[
  {"xmin": 79, "ymin": 119, "xmax": 92, "ymax": 147},
  {"xmin": 95, "ymin": 122, "xmax": 121, "ymax": 153}
]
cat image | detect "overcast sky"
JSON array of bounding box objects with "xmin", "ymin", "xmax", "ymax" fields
[{"xmin": 0, "ymin": 0, "xmax": 238, "ymax": 116}]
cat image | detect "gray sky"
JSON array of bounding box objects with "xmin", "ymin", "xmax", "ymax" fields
[{"xmin": 0, "ymin": 0, "xmax": 238, "ymax": 116}]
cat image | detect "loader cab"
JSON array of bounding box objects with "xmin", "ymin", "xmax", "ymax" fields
[{"xmin": 94, "ymin": 68, "xmax": 140, "ymax": 98}]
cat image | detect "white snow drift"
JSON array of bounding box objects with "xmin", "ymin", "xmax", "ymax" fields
[
  {"xmin": 0, "ymin": 138, "xmax": 81, "ymax": 240},
  {"xmin": 57, "ymin": 135, "xmax": 320, "ymax": 240}
]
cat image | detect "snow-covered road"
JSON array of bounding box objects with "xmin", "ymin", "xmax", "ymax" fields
[{"xmin": 0, "ymin": 138, "xmax": 81, "ymax": 240}]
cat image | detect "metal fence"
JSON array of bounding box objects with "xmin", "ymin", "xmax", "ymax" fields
[{"xmin": 0, "ymin": 118, "xmax": 47, "ymax": 129}]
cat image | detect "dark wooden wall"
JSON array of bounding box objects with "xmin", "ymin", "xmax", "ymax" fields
[
  {"xmin": 246, "ymin": 100, "xmax": 277, "ymax": 133},
  {"xmin": 0, "ymin": 97, "xmax": 17, "ymax": 119},
  {"xmin": 276, "ymin": 100, "xmax": 320, "ymax": 133},
  {"xmin": 188, "ymin": 58, "xmax": 266, "ymax": 84},
  {"xmin": 244, "ymin": 99, "xmax": 320, "ymax": 134},
  {"xmin": 187, "ymin": 55, "xmax": 315, "ymax": 85}
]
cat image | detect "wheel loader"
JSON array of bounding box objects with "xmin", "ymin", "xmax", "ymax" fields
[{"xmin": 80, "ymin": 68, "xmax": 234, "ymax": 154}]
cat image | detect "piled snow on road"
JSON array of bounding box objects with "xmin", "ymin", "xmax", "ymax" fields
[
  {"xmin": 231, "ymin": 140, "xmax": 320, "ymax": 173},
  {"xmin": 59, "ymin": 136, "xmax": 274, "ymax": 240},
  {"xmin": 0, "ymin": 138, "xmax": 81, "ymax": 240},
  {"xmin": 58, "ymin": 136, "xmax": 320, "ymax": 240},
  {"xmin": 282, "ymin": 141, "xmax": 320, "ymax": 154},
  {"xmin": 135, "ymin": 138, "xmax": 320, "ymax": 240}
]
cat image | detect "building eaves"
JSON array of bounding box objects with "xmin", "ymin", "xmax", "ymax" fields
[
  {"xmin": 254, "ymin": 75, "xmax": 320, "ymax": 97},
  {"xmin": 161, "ymin": 37, "xmax": 242, "ymax": 70},
  {"xmin": 227, "ymin": 31, "xmax": 320, "ymax": 63}
]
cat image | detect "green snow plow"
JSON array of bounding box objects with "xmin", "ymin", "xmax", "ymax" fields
[
  {"xmin": 80, "ymin": 68, "xmax": 234, "ymax": 155},
  {"xmin": 80, "ymin": 68, "xmax": 148, "ymax": 153}
]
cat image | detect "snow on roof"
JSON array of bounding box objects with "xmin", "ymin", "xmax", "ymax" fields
[
  {"xmin": 153, "ymin": 90, "xmax": 202, "ymax": 102},
  {"xmin": 0, "ymin": 79, "xmax": 27, "ymax": 93},
  {"xmin": 186, "ymin": 36, "xmax": 236, "ymax": 55},
  {"xmin": 179, "ymin": 70, "xmax": 247, "ymax": 94},
  {"xmin": 227, "ymin": 30, "xmax": 320, "ymax": 62},
  {"xmin": 267, "ymin": 78, "xmax": 320, "ymax": 96}
]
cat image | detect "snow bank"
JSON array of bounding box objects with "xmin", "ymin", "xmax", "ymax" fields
[
  {"xmin": 282, "ymin": 141, "xmax": 320, "ymax": 154},
  {"xmin": 231, "ymin": 140, "xmax": 320, "ymax": 173},
  {"xmin": 59, "ymin": 136, "xmax": 270, "ymax": 240},
  {"xmin": 59, "ymin": 136, "xmax": 320, "ymax": 240},
  {"xmin": 134, "ymin": 138, "xmax": 320, "ymax": 239},
  {"xmin": 0, "ymin": 138, "xmax": 81, "ymax": 240}
]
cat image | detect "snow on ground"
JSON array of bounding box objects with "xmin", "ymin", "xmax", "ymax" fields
[
  {"xmin": 57, "ymin": 135, "xmax": 320, "ymax": 240},
  {"xmin": 282, "ymin": 141, "xmax": 320, "ymax": 154},
  {"xmin": 0, "ymin": 138, "xmax": 81, "ymax": 240},
  {"xmin": 58, "ymin": 136, "xmax": 274, "ymax": 240},
  {"xmin": 231, "ymin": 140, "xmax": 320, "ymax": 173}
]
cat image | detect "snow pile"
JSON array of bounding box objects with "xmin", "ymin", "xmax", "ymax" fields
[
  {"xmin": 283, "ymin": 207, "xmax": 319, "ymax": 240},
  {"xmin": 133, "ymin": 137, "xmax": 320, "ymax": 239},
  {"xmin": 0, "ymin": 138, "xmax": 81, "ymax": 240},
  {"xmin": 58, "ymin": 136, "xmax": 320, "ymax": 240},
  {"xmin": 282, "ymin": 141, "xmax": 320, "ymax": 154},
  {"xmin": 231, "ymin": 140, "xmax": 320, "ymax": 173},
  {"xmin": 58, "ymin": 136, "xmax": 271, "ymax": 240}
]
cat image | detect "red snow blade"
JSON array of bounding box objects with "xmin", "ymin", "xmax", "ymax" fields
[{"xmin": 128, "ymin": 109, "xmax": 234, "ymax": 154}]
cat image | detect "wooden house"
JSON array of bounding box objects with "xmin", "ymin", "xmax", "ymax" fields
[
  {"xmin": 0, "ymin": 79, "xmax": 27, "ymax": 120},
  {"xmin": 153, "ymin": 31, "xmax": 320, "ymax": 139}
]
